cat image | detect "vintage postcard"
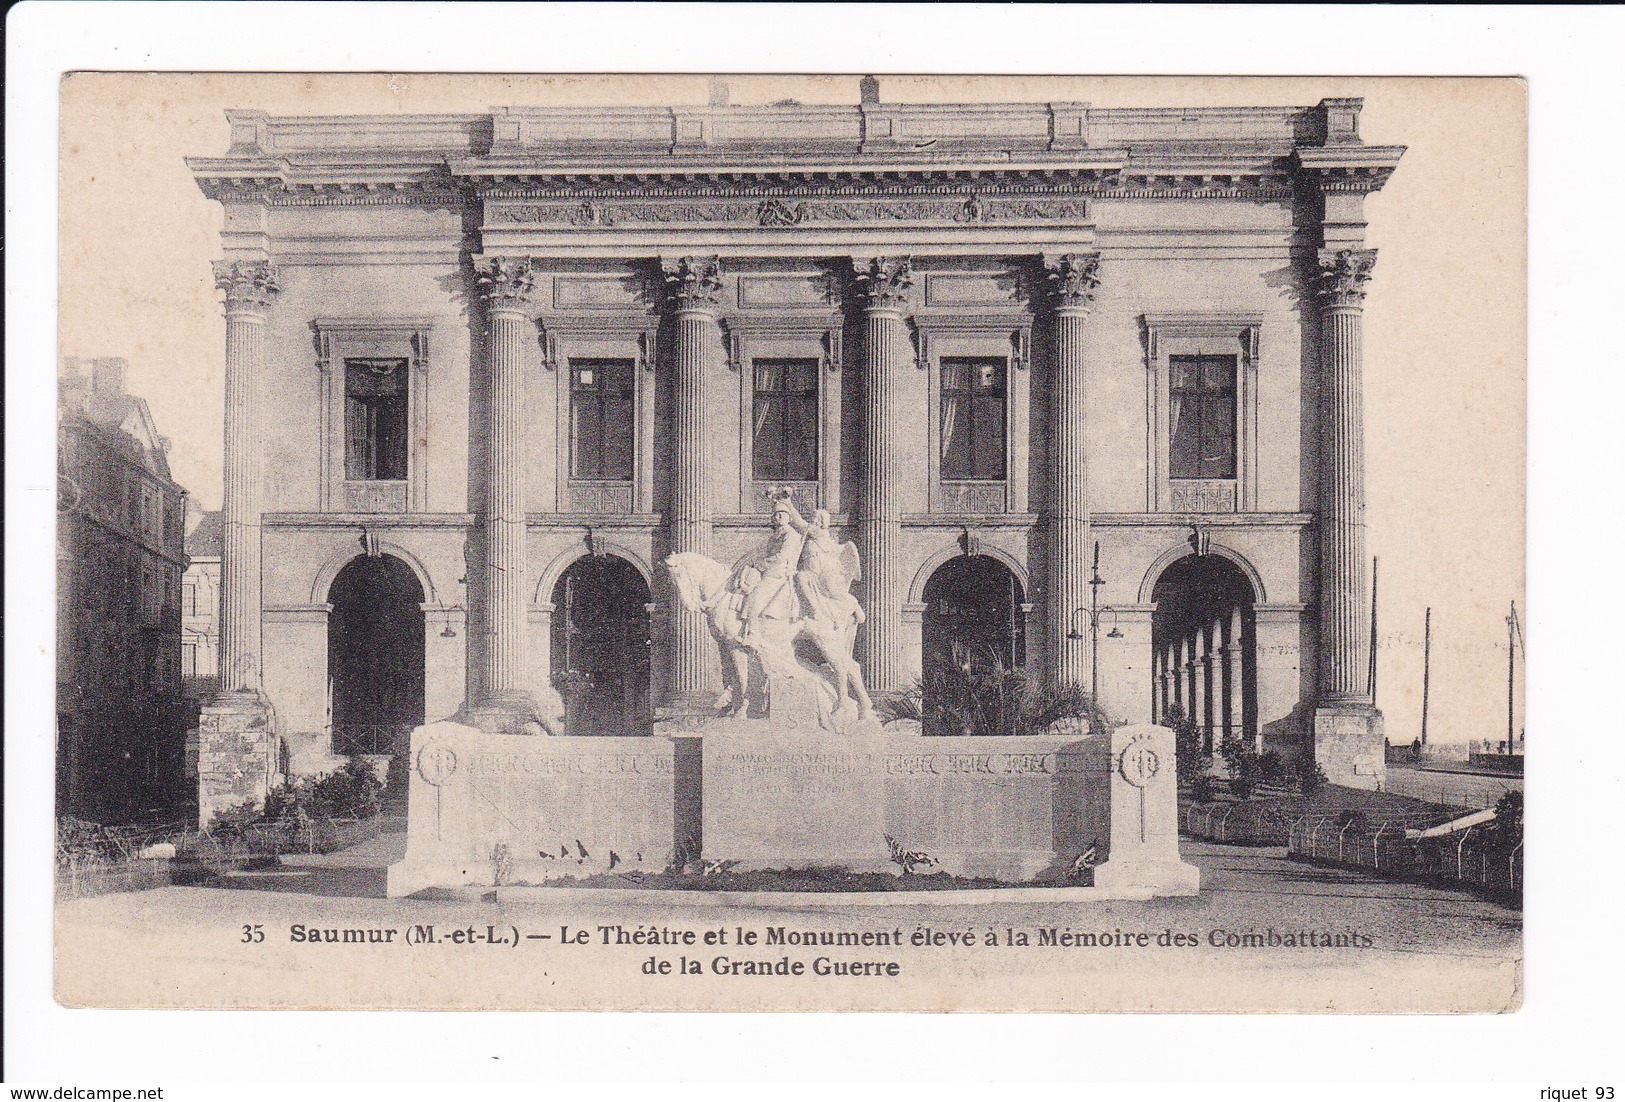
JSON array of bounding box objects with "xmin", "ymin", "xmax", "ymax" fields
[{"xmin": 51, "ymin": 72, "xmax": 1524, "ymax": 1013}]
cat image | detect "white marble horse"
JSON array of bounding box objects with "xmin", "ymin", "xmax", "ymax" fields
[{"xmin": 665, "ymin": 549, "xmax": 874, "ymax": 730}]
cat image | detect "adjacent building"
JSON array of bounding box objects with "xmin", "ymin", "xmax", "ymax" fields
[
  {"xmin": 186, "ymin": 82, "xmax": 1403, "ymax": 819},
  {"xmin": 57, "ymin": 357, "xmax": 192, "ymax": 822}
]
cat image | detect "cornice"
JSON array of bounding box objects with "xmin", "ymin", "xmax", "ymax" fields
[{"xmin": 1294, "ymin": 145, "xmax": 1406, "ymax": 195}]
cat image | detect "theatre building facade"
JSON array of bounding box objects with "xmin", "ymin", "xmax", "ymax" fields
[{"xmin": 188, "ymin": 86, "xmax": 1402, "ymax": 818}]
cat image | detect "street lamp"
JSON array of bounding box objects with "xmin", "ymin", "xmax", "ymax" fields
[{"xmin": 1068, "ymin": 541, "xmax": 1122, "ymax": 702}]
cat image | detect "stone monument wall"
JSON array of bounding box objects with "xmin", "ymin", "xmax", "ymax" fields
[
  {"xmin": 882, "ymin": 734, "xmax": 1108, "ymax": 881},
  {"xmin": 387, "ymin": 721, "xmax": 674, "ymax": 897}
]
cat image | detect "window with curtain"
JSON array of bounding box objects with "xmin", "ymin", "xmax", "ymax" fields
[
  {"xmin": 571, "ymin": 358, "xmax": 635, "ymax": 481},
  {"xmin": 940, "ymin": 357, "xmax": 1007, "ymax": 481},
  {"xmin": 1169, "ymin": 354, "xmax": 1237, "ymax": 480},
  {"xmin": 751, "ymin": 358, "xmax": 819, "ymax": 482},
  {"xmin": 344, "ymin": 358, "xmax": 409, "ymax": 481}
]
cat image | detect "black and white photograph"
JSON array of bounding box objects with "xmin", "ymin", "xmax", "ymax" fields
[
  {"xmin": 43, "ymin": 69, "xmax": 1524, "ymax": 1014},
  {"xmin": 12, "ymin": 4, "xmax": 1619, "ymax": 1094}
]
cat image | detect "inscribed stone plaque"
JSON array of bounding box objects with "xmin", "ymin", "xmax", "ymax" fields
[{"xmin": 700, "ymin": 719, "xmax": 890, "ymax": 872}]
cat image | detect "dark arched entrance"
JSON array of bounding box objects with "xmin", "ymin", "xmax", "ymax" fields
[
  {"xmin": 923, "ymin": 554, "xmax": 1026, "ymax": 677},
  {"xmin": 1151, "ymin": 554, "xmax": 1256, "ymax": 755},
  {"xmin": 551, "ymin": 555, "xmax": 651, "ymax": 735},
  {"xmin": 327, "ymin": 554, "xmax": 425, "ymax": 760}
]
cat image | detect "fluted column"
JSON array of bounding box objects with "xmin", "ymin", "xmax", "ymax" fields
[
  {"xmin": 663, "ymin": 256, "xmax": 724, "ymax": 707},
  {"xmin": 1316, "ymin": 249, "xmax": 1378, "ymax": 705},
  {"xmin": 474, "ymin": 257, "xmax": 539, "ymax": 716},
  {"xmin": 853, "ymin": 257, "xmax": 912, "ymax": 696},
  {"xmin": 212, "ymin": 260, "xmax": 280, "ymax": 696},
  {"xmin": 1045, "ymin": 254, "xmax": 1102, "ymax": 691}
]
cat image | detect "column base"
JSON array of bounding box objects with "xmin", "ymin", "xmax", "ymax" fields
[
  {"xmin": 197, "ymin": 692, "xmax": 278, "ymax": 830},
  {"xmin": 657, "ymin": 689, "xmax": 723, "ymax": 726},
  {"xmin": 457, "ymin": 693, "xmax": 558, "ymax": 737},
  {"xmin": 1312, "ymin": 702, "xmax": 1386, "ymax": 791}
]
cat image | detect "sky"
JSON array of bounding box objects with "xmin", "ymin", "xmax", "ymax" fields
[{"xmin": 55, "ymin": 73, "xmax": 1526, "ymax": 747}]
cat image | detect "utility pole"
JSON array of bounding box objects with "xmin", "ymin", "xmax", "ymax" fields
[
  {"xmin": 1505, "ymin": 600, "xmax": 1523, "ymax": 754},
  {"xmin": 1367, "ymin": 556, "xmax": 1380, "ymax": 702},
  {"xmin": 1420, "ymin": 607, "xmax": 1432, "ymax": 748}
]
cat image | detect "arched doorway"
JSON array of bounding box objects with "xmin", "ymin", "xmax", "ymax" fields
[
  {"xmin": 327, "ymin": 554, "xmax": 425, "ymax": 764},
  {"xmin": 1151, "ymin": 554, "xmax": 1256, "ymax": 755},
  {"xmin": 921, "ymin": 556, "xmax": 1027, "ymax": 732},
  {"xmin": 551, "ymin": 555, "xmax": 651, "ymax": 735}
]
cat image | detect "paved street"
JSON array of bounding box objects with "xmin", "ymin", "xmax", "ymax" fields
[{"xmin": 55, "ymin": 838, "xmax": 1521, "ymax": 1013}]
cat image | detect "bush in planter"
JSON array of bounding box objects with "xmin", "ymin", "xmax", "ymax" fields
[{"xmin": 881, "ymin": 645, "xmax": 1110, "ymax": 738}]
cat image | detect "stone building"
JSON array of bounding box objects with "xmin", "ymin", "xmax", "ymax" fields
[
  {"xmin": 186, "ymin": 83, "xmax": 1402, "ymax": 817},
  {"xmin": 57, "ymin": 357, "xmax": 192, "ymax": 822},
  {"xmin": 181, "ymin": 506, "xmax": 223, "ymax": 703}
]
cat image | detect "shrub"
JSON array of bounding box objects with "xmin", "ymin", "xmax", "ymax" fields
[
  {"xmin": 1258, "ymin": 750, "xmax": 1287, "ymax": 785},
  {"xmin": 1162, "ymin": 705, "xmax": 1210, "ymax": 784},
  {"xmin": 237, "ymin": 756, "xmax": 386, "ymax": 832},
  {"xmin": 888, "ymin": 645, "xmax": 1110, "ymax": 737},
  {"xmin": 1297, "ymin": 758, "xmax": 1328, "ymax": 797},
  {"xmin": 1189, "ymin": 776, "xmax": 1218, "ymax": 804},
  {"xmin": 207, "ymin": 799, "xmax": 269, "ymax": 837},
  {"xmin": 1494, "ymin": 789, "xmax": 1524, "ymax": 845},
  {"xmin": 1221, "ymin": 737, "xmax": 1262, "ymax": 800}
]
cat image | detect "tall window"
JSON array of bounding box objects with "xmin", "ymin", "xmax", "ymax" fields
[
  {"xmin": 571, "ymin": 358, "xmax": 635, "ymax": 481},
  {"xmin": 1168, "ymin": 355, "xmax": 1237, "ymax": 480},
  {"xmin": 940, "ymin": 357, "xmax": 1007, "ymax": 481},
  {"xmin": 344, "ymin": 358, "xmax": 409, "ymax": 481},
  {"xmin": 751, "ymin": 359, "xmax": 819, "ymax": 482}
]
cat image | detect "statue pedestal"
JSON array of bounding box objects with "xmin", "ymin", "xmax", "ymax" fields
[{"xmin": 698, "ymin": 716, "xmax": 891, "ymax": 874}]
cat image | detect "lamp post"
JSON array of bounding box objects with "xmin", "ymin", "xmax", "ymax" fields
[{"xmin": 1067, "ymin": 541, "xmax": 1122, "ymax": 703}]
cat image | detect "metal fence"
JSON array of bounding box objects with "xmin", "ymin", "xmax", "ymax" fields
[
  {"xmin": 1288, "ymin": 815, "xmax": 1522, "ymax": 901},
  {"xmin": 331, "ymin": 724, "xmax": 414, "ymax": 757},
  {"xmin": 55, "ymin": 819, "xmax": 192, "ymax": 900}
]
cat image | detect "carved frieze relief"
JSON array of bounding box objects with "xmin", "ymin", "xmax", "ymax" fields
[{"xmin": 487, "ymin": 195, "xmax": 1092, "ymax": 228}]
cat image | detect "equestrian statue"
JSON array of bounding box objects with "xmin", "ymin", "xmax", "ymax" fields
[{"xmin": 665, "ymin": 489, "xmax": 875, "ymax": 731}]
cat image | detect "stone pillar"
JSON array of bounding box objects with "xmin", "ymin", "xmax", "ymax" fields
[
  {"xmin": 1184, "ymin": 635, "xmax": 1199, "ymax": 730},
  {"xmin": 212, "ymin": 261, "xmax": 279, "ymax": 696},
  {"xmin": 1314, "ymin": 248, "xmax": 1385, "ymax": 785},
  {"xmin": 1227, "ymin": 605, "xmax": 1250, "ymax": 752},
  {"xmin": 1045, "ymin": 254, "xmax": 1102, "ymax": 690},
  {"xmin": 468, "ymin": 257, "xmax": 543, "ymax": 733},
  {"xmin": 1200, "ymin": 622, "xmax": 1217, "ymax": 753},
  {"xmin": 853, "ymin": 257, "xmax": 912, "ymax": 696},
  {"xmin": 663, "ymin": 256, "xmax": 724, "ymax": 711},
  {"xmin": 198, "ymin": 260, "xmax": 280, "ymax": 827}
]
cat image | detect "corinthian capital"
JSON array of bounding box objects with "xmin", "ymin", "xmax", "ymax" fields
[
  {"xmin": 212, "ymin": 260, "xmax": 280, "ymax": 312},
  {"xmin": 853, "ymin": 256, "xmax": 913, "ymax": 312},
  {"xmin": 475, "ymin": 256, "xmax": 539, "ymax": 311},
  {"xmin": 662, "ymin": 255, "xmax": 724, "ymax": 313},
  {"xmin": 1046, "ymin": 253, "xmax": 1102, "ymax": 311},
  {"xmin": 1317, "ymin": 248, "xmax": 1378, "ymax": 310}
]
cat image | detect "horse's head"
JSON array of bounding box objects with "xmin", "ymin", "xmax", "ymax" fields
[{"xmin": 665, "ymin": 552, "xmax": 730, "ymax": 613}]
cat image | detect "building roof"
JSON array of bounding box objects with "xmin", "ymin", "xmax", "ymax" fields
[
  {"xmin": 189, "ymin": 87, "xmax": 1403, "ymax": 200},
  {"xmin": 185, "ymin": 510, "xmax": 224, "ymax": 559},
  {"xmin": 59, "ymin": 358, "xmax": 175, "ymax": 484}
]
